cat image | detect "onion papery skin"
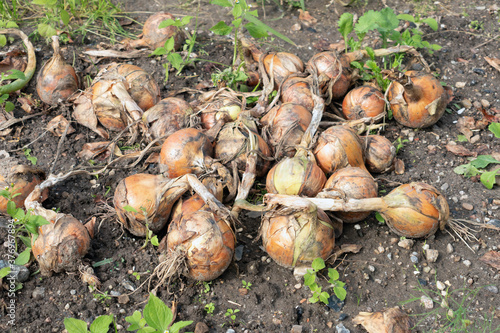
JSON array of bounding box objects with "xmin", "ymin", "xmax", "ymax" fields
[
  {"xmin": 342, "ymin": 85, "xmax": 385, "ymax": 120},
  {"xmin": 114, "ymin": 174, "xmax": 181, "ymax": 237},
  {"xmin": 324, "ymin": 167, "xmax": 378, "ymax": 223},
  {"xmin": 266, "ymin": 154, "xmax": 326, "ymax": 197},
  {"xmin": 215, "ymin": 123, "xmax": 272, "ymax": 177},
  {"xmin": 0, "ymin": 164, "xmax": 48, "ymax": 213},
  {"xmin": 142, "ymin": 97, "xmax": 193, "ymax": 142},
  {"xmin": 306, "ymin": 52, "xmax": 351, "ymax": 100},
  {"xmin": 261, "ymin": 103, "xmax": 311, "ymax": 158},
  {"xmin": 200, "ymin": 98, "xmax": 242, "ymax": 130},
  {"xmin": 381, "ymin": 182, "xmax": 449, "ymax": 238},
  {"xmin": 166, "ymin": 210, "xmax": 235, "ymax": 281},
  {"xmin": 313, "ymin": 126, "xmax": 367, "ymax": 175},
  {"xmin": 261, "ymin": 203, "xmax": 334, "ymax": 268},
  {"xmin": 263, "ymin": 52, "xmax": 304, "ymax": 89},
  {"xmin": 32, "ymin": 214, "xmax": 91, "ymax": 276},
  {"xmin": 364, "ymin": 135, "xmax": 396, "ymax": 173},
  {"xmin": 130, "ymin": 12, "xmax": 184, "ymax": 50},
  {"xmin": 159, "ymin": 128, "xmax": 214, "ymax": 178},
  {"xmin": 387, "ymin": 71, "xmax": 449, "ymax": 128},
  {"xmin": 36, "ymin": 36, "xmax": 78, "ymax": 105},
  {"xmin": 281, "ymin": 76, "xmax": 314, "ymax": 112}
]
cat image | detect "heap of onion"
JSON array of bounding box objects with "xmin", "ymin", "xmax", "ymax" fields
[
  {"xmin": 142, "ymin": 97, "xmax": 193, "ymax": 142},
  {"xmin": 36, "ymin": 35, "xmax": 78, "ymax": 105},
  {"xmin": 364, "ymin": 135, "xmax": 396, "ymax": 173},
  {"xmin": 387, "ymin": 71, "xmax": 452, "ymax": 128},
  {"xmin": 342, "ymin": 85, "xmax": 385, "ymax": 121}
]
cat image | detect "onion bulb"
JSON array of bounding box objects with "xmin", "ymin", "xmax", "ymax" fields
[
  {"xmin": 0, "ymin": 161, "xmax": 47, "ymax": 214},
  {"xmin": 306, "ymin": 52, "xmax": 351, "ymax": 102},
  {"xmin": 281, "ymin": 76, "xmax": 314, "ymax": 112},
  {"xmin": 313, "ymin": 125, "xmax": 368, "ymax": 175},
  {"xmin": 261, "ymin": 103, "xmax": 311, "ymax": 158},
  {"xmin": 198, "ymin": 95, "xmax": 242, "ymax": 130},
  {"xmin": 387, "ymin": 71, "xmax": 452, "ymax": 128},
  {"xmin": 114, "ymin": 173, "xmax": 189, "ymax": 237},
  {"xmin": 159, "ymin": 128, "xmax": 214, "ymax": 178},
  {"xmin": 126, "ymin": 12, "xmax": 184, "ymax": 50},
  {"xmin": 259, "ymin": 53, "xmax": 304, "ymax": 89},
  {"xmin": 36, "ymin": 35, "xmax": 78, "ymax": 105},
  {"xmin": 322, "ymin": 167, "xmax": 378, "ymax": 223},
  {"xmin": 364, "ymin": 135, "xmax": 396, "ymax": 173},
  {"xmin": 142, "ymin": 97, "xmax": 194, "ymax": 142},
  {"xmin": 342, "ymin": 85, "xmax": 385, "ymax": 121},
  {"xmin": 261, "ymin": 197, "xmax": 334, "ymax": 268},
  {"xmin": 214, "ymin": 121, "xmax": 271, "ymax": 177}
]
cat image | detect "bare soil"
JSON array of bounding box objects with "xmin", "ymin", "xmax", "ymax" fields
[{"xmin": 1, "ymin": 0, "xmax": 499, "ymax": 332}]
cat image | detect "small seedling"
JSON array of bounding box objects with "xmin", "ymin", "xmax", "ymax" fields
[
  {"xmin": 454, "ymin": 155, "xmax": 500, "ymax": 189},
  {"xmin": 205, "ymin": 302, "xmax": 215, "ymax": 315},
  {"xmin": 394, "ymin": 137, "xmax": 409, "ymax": 154},
  {"xmin": 122, "ymin": 205, "xmax": 159, "ymax": 248},
  {"xmin": 93, "ymin": 291, "xmax": 111, "ymax": 305},
  {"xmin": 23, "ymin": 148, "xmax": 38, "ymax": 165},
  {"xmin": 64, "ymin": 314, "xmax": 115, "ymax": 333},
  {"xmin": 224, "ymin": 308, "xmax": 240, "ymax": 325},
  {"xmin": 303, "ymin": 258, "xmax": 346, "ymax": 305},
  {"xmin": 203, "ymin": 281, "xmax": 211, "ymax": 293},
  {"xmin": 0, "ymin": 69, "xmax": 25, "ymax": 111},
  {"xmin": 242, "ymin": 280, "xmax": 252, "ymax": 290}
]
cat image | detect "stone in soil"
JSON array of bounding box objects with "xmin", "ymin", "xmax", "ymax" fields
[
  {"xmin": 238, "ymin": 287, "xmax": 249, "ymax": 295},
  {"xmin": 339, "ymin": 313, "xmax": 348, "ymax": 321},
  {"xmin": 398, "ymin": 239, "xmax": 414, "ymax": 250},
  {"xmin": 437, "ymin": 281, "xmax": 446, "ymax": 291},
  {"xmin": 425, "ymin": 249, "xmax": 439, "ymax": 263},
  {"xmin": 0, "ymin": 260, "xmax": 29, "ymax": 282},
  {"xmin": 291, "ymin": 325, "xmax": 303, "ymax": 333},
  {"xmin": 327, "ymin": 294, "xmax": 345, "ymax": 312},
  {"xmin": 462, "ymin": 203, "xmax": 473, "ymax": 211},
  {"xmin": 485, "ymin": 286, "xmax": 498, "ymax": 294},
  {"xmin": 446, "ymin": 244, "xmax": 454, "ymax": 254},
  {"xmin": 421, "ymin": 295, "xmax": 434, "ymax": 309},
  {"xmin": 463, "ymin": 260, "xmax": 472, "ymax": 267},
  {"xmin": 32, "ymin": 287, "xmax": 45, "ymax": 299},
  {"xmin": 336, "ymin": 323, "xmax": 350, "ymax": 333}
]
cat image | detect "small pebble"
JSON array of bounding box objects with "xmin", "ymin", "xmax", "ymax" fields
[
  {"xmin": 473, "ymin": 68, "xmax": 486, "ymax": 76},
  {"xmin": 437, "ymin": 281, "xmax": 446, "ymax": 291},
  {"xmin": 470, "ymin": 135, "xmax": 481, "ymax": 144},
  {"xmin": 294, "ymin": 283, "xmax": 302, "ymax": 289},
  {"xmin": 377, "ymin": 246, "xmax": 385, "ymax": 254},
  {"xmin": 410, "ymin": 255, "xmax": 419, "ymax": 264},
  {"xmin": 387, "ymin": 253, "xmax": 393, "ymax": 260},
  {"xmin": 118, "ymin": 295, "xmax": 130, "ymax": 304},
  {"xmin": 64, "ymin": 303, "xmax": 70, "ymax": 310},
  {"xmin": 455, "ymin": 82, "xmax": 466, "ymax": 88},
  {"xmin": 195, "ymin": 322, "xmax": 210, "ymax": 333},
  {"xmin": 234, "ymin": 245, "xmax": 244, "ymax": 261},
  {"xmin": 70, "ymin": 290, "xmax": 76, "ymax": 295},
  {"xmin": 421, "ymin": 295, "xmax": 434, "ymax": 309},
  {"xmin": 226, "ymin": 329, "xmax": 236, "ymax": 333},
  {"xmin": 32, "ymin": 287, "xmax": 46, "ymax": 299},
  {"xmin": 368, "ymin": 265, "xmax": 375, "ymax": 272},
  {"xmin": 272, "ymin": 318, "xmax": 282, "ymax": 325},
  {"xmin": 485, "ymin": 286, "xmax": 498, "ymax": 294},
  {"xmin": 110, "ymin": 291, "xmax": 121, "ymax": 297},
  {"xmin": 463, "ymin": 260, "xmax": 472, "ymax": 267},
  {"xmin": 339, "ymin": 313, "xmax": 348, "ymax": 321},
  {"xmin": 440, "ymin": 183, "xmax": 449, "ymax": 191},
  {"xmin": 398, "ymin": 239, "xmax": 414, "ymax": 250},
  {"xmin": 446, "ymin": 244, "xmax": 454, "ymax": 254},
  {"xmin": 336, "ymin": 323, "xmax": 350, "ymax": 333},
  {"xmin": 461, "ymin": 99, "xmax": 472, "ymax": 108},
  {"xmin": 116, "ymin": 325, "xmax": 123, "ymax": 331},
  {"xmin": 291, "ymin": 325, "xmax": 303, "ymax": 333},
  {"xmin": 462, "ymin": 203, "xmax": 474, "ymax": 211},
  {"xmin": 426, "ymin": 249, "xmax": 439, "ymax": 263},
  {"xmin": 423, "ymin": 267, "xmax": 431, "ymax": 273},
  {"xmin": 119, "ymin": 309, "xmax": 126, "ymax": 314}
]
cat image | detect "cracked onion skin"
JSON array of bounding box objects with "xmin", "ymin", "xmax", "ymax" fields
[
  {"xmin": 261, "ymin": 200, "xmax": 334, "ymax": 268},
  {"xmin": 159, "ymin": 128, "xmax": 214, "ymax": 178},
  {"xmin": 387, "ymin": 71, "xmax": 451, "ymax": 128},
  {"xmin": 32, "ymin": 214, "xmax": 91, "ymax": 276},
  {"xmin": 165, "ymin": 209, "xmax": 235, "ymax": 281},
  {"xmin": 364, "ymin": 135, "xmax": 396, "ymax": 174},
  {"xmin": 142, "ymin": 97, "xmax": 193, "ymax": 142},
  {"xmin": 36, "ymin": 35, "xmax": 78, "ymax": 105},
  {"xmin": 381, "ymin": 182, "xmax": 449, "ymax": 238},
  {"xmin": 342, "ymin": 85, "xmax": 385, "ymax": 120},
  {"xmin": 313, "ymin": 126, "xmax": 368, "ymax": 175},
  {"xmin": 323, "ymin": 167, "xmax": 378, "ymax": 223}
]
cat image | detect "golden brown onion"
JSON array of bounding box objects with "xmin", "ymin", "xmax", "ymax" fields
[
  {"xmin": 323, "ymin": 167, "xmax": 378, "ymax": 223},
  {"xmin": 142, "ymin": 97, "xmax": 193, "ymax": 142},
  {"xmin": 342, "ymin": 85, "xmax": 385, "ymax": 120},
  {"xmin": 306, "ymin": 52, "xmax": 351, "ymax": 101},
  {"xmin": 280, "ymin": 76, "xmax": 314, "ymax": 112},
  {"xmin": 159, "ymin": 128, "xmax": 214, "ymax": 178},
  {"xmin": 262, "ymin": 52, "xmax": 304, "ymax": 89},
  {"xmin": 36, "ymin": 35, "xmax": 78, "ymax": 105},
  {"xmin": 199, "ymin": 97, "xmax": 242, "ymax": 130},
  {"xmin": 387, "ymin": 71, "xmax": 452, "ymax": 128},
  {"xmin": 127, "ymin": 12, "xmax": 184, "ymax": 50},
  {"xmin": 313, "ymin": 125, "xmax": 367, "ymax": 175},
  {"xmin": 364, "ymin": 135, "xmax": 396, "ymax": 173}
]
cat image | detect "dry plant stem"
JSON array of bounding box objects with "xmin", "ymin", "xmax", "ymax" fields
[
  {"xmin": 300, "ymin": 93, "xmax": 325, "ymax": 148},
  {"xmin": 0, "ymin": 112, "xmax": 42, "ymax": 131},
  {"xmin": 0, "ymin": 29, "xmax": 36, "ymax": 95},
  {"xmin": 49, "ymin": 117, "xmax": 72, "ymax": 174}
]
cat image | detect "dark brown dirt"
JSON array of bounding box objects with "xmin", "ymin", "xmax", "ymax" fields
[{"xmin": 1, "ymin": 0, "xmax": 499, "ymax": 332}]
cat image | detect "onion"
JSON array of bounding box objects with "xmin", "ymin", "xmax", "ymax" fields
[
  {"xmin": 260, "ymin": 53, "xmax": 304, "ymax": 89},
  {"xmin": 313, "ymin": 125, "xmax": 368, "ymax": 175},
  {"xmin": 198, "ymin": 95, "xmax": 242, "ymax": 130},
  {"xmin": 261, "ymin": 197, "xmax": 335, "ymax": 268},
  {"xmin": 36, "ymin": 35, "xmax": 78, "ymax": 105},
  {"xmin": 142, "ymin": 97, "xmax": 193, "ymax": 142},
  {"xmin": 159, "ymin": 128, "xmax": 214, "ymax": 178},
  {"xmin": 267, "ymin": 182, "xmax": 449, "ymax": 239},
  {"xmin": 342, "ymin": 85, "xmax": 385, "ymax": 121},
  {"xmin": 0, "ymin": 161, "xmax": 47, "ymax": 214},
  {"xmin": 113, "ymin": 174, "xmax": 189, "ymax": 237},
  {"xmin": 387, "ymin": 71, "xmax": 452, "ymax": 128},
  {"xmin": 306, "ymin": 52, "xmax": 351, "ymax": 102},
  {"xmin": 126, "ymin": 12, "xmax": 184, "ymax": 50},
  {"xmin": 321, "ymin": 167, "xmax": 378, "ymax": 223},
  {"xmin": 353, "ymin": 307, "xmax": 412, "ymax": 333},
  {"xmin": 214, "ymin": 121, "xmax": 271, "ymax": 177},
  {"xmin": 261, "ymin": 103, "xmax": 311, "ymax": 158},
  {"xmin": 364, "ymin": 135, "xmax": 396, "ymax": 173},
  {"xmin": 280, "ymin": 76, "xmax": 314, "ymax": 112}
]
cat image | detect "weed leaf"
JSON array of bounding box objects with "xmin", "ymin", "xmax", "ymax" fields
[
  {"xmin": 169, "ymin": 320, "xmax": 194, "ymax": 333},
  {"xmin": 210, "ymin": 21, "xmax": 233, "ymax": 35},
  {"xmin": 242, "ymin": 13, "xmax": 296, "ymax": 46},
  {"xmin": 64, "ymin": 317, "xmax": 88, "ymax": 333},
  {"xmin": 143, "ymin": 293, "xmax": 172, "ymax": 331},
  {"xmin": 334, "ymin": 286, "xmax": 347, "ymax": 301},
  {"xmin": 480, "ymin": 170, "xmax": 499, "ymax": 189},
  {"xmin": 396, "ymin": 14, "xmax": 415, "ymax": 22},
  {"xmin": 422, "ymin": 18, "xmax": 438, "ymax": 31},
  {"xmin": 15, "ymin": 248, "xmax": 31, "ymax": 265},
  {"xmin": 0, "ymin": 266, "xmax": 10, "ymax": 278},
  {"xmin": 328, "ymin": 269, "xmax": 339, "ymax": 281},
  {"xmin": 245, "ymin": 22, "xmax": 269, "ymax": 39},
  {"xmin": 210, "ymin": 0, "xmax": 233, "ymax": 7},
  {"xmin": 338, "ymin": 13, "xmax": 354, "ymax": 40},
  {"xmin": 470, "ymin": 155, "xmax": 500, "ymax": 169},
  {"xmin": 311, "ymin": 257, "xmax": 325, "ymax": 271},
  {"xmin": 89, "ymin": 315, "xmax": 114, "ymax": 333},
  {"xmin": 489, "ymin": 122, "xmax": 500, "ymax": 138}
]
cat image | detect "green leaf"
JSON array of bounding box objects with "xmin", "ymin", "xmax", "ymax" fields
[
  {"xmin": 480, "ymin": 170, "xmax": 499, "ymax": 189},
  {"xmin": 396, "ymin": 14, "xmax": 415, "ymax": 22},
  {"xmin": 19, "ymin": 235, "xmax": 32, "ymax": 248},
  {"xmin": 169, "ymin": 321, "xmax": 194, "ymax": 333},
  {"xmin": 242, "ymin": 13, "xmax": 296, "ymax": 46},
  {"xmin": 470, "ymin": 155, "xmax": 500, "ymax": 169},
  {"xmin": 5, "ymin": 101, "xmax": 14, "ymax": 112},
  {"xmin": 422, "ymin": 17, "xmax": 438, "ymax": 31},
  {"xmin": 247, "ymin": 9, "xmax": 258, "ymax": 17},
  {"xmin": 7, "ymin": 200, "xmax": 16, "ymax": 217},
  {"xmin": 6, "ymin": 21, "xmax": 18, "ymax": 28},
  {"xmin": 89, "ymin": 315, "xmax": 114, "ymax": 333},
  {"xmin": 181, "ymin": 16, "xmax": 193, "ymax": 25},
  {"xmin": 123, "ymin": 205, "xmax": 138, "ymax": 213},
  {"xmin": 377, "ymin": 7, "xmax": 399, "ymax": 33},
  {"xmin": 311, "ymin": 257, "xmax": 325, "ymax": 271},
  {"xmin": 365, "ymin": 46, "xmax": 375, "ymax": 60},
  {"xmin": 32, "ymin": 0, "xmax": 58, "ymax": 6},
  {"xmin": 150, "ymin": 47, "xmax": 167, "ymax": 56},
  {"xmin": 327, "ymin": 268, "xmax": 339, "ymax": 281},
  {"xmin": 304, "ymin": 273, "xmax": 316, "ymax": 286},
  {"xmin": 143, "ymin": 293, "xmax": 172, "ymax": 331},
  {"xmin": 125, "ymin": 311, "xmax": 143, "ymax": 331},
  {"xmin": 60, "ymin": 9, "xmax": 70, "ymax": 25},
  {"xmin": 13, "ymin": 207, "xmax": 25, "ymax": 220},
  {"xmin": 355, "ymin": 10, "xmax": 381, "ymax": 34},
  {"xmin": 25, "ymin": 219, "xmax": 39, "ymax": 235},
  {"xmin": 158, "ymin": 19, "xmax": 176, "ymax": 28},
  {"xmin": 334, "ymin": 286, "xmax": 347, "ymax": 301},
  {"xmin": 338, "ymin": 13, "xmax": 354, "ymax": 40},
  {"xmin": 210, "ymin": 0, "xmax": 233, "ymax": 7},
  {"xmin": 309, "ymin": 296, "xmax": 319, "ymax": 303},
  {"xmin": 151, "ymin": 235, "xmax": 159, "ymax": 247},
  {"xmin": 245, "ymin": 22, "xmax": 269, "ymax": 39},
  {"xmin": 31, "ymin": 214, "xmax": 50, "ymax": 227},
  {"xmin": 319, "ymin": 292, "xmax": 330, "ymax": 305},
  {"xmin": 37, "ymin": 23, "xmax": 57, "ymax": 38},
  {"xmin": 167, "ymin": 53, "xmax": 183, "ymax": 71},
  {"xmin": 15, "ymin": 248, "xmax": 31, "ymax": 265},
  {"xmin": 165, "ymin": 36, "xmax": 175, "ymax": 51},
  {"xmin": 0, "ymin": 267, "xmax": 11, "ymax": 278},
  {"xmin": 4, "ymin": 69, "xmax": 25, "ymax": 80},
  {"xmin": 375, "ymin": 212, "xmax": 385, "ymax": 223},
  {"xmin": 430, "ymin": 44, "xmax": 442, "ymax": 51},
  {"xmin": 489, "ymin": 123, "xmax": 500, "ymax": 138},
  {"xmin": 0, "ymin": 35, "xmax": 6, "ymax": 47},
  {"xmin": 64, "ymin": 317, "xmax": 88, "ymax": 333},
  {"xmin": 210, "ymin": 21, "xmax": 233, "ymax": 36},
  {"xmin": 457, "ymin": 135, "xmax": 468, "ymax": 142},
  {"xmin": 453, "ymin": 163, "xmax": 480, "ymax": 177},
  {"xmin": 350, "ymin": 61, "xmax": 363, "ymax": 70},
  {"xmin": 232, "ymin": 3, "xmax": 243, "ymax": 18},
  {"xmin": 232, "ymin": 18, "xmax": 242, "ymax": 30}
]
